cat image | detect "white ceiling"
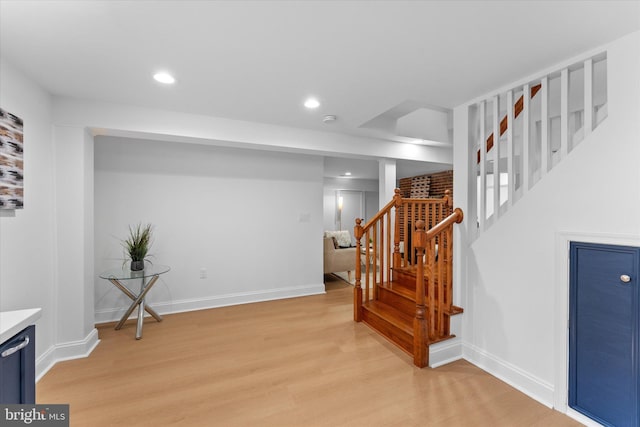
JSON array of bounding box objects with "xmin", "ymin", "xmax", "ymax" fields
[{"xmin": 1, "ymin": 0, "xmax": 638, "ymax": 180}]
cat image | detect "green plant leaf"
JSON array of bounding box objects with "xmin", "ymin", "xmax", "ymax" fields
[{"xmin": 121, "ymin": 222, "xmax": 153, "ymax": 262}]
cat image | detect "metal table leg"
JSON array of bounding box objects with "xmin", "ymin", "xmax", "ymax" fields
[
  {"xmin": 136, "ymin": 299, "xmax": 145, "ymax": 340},
  {"xmin": 113, "ymin": 275, "xmax": 162, "ymax": 334},
  {"xmin": 108, "ymin": 279, "xmax": 163, "ymax": 323}
]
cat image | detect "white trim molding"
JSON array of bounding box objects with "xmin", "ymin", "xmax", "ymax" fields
[
  {"xmin": 36, "ymin": 328, "xmax": 100, "ymax": 382},
  {"xmin": 94, "ymin": 283, "xmax": 326, "ymax": 324},
  {"xmin": 429, "ymin": 337, "xmax": 463, "ymax": 368},
  {"xmin": 463, "ymin": 342, "xmax": 554, "ymax": 408}
]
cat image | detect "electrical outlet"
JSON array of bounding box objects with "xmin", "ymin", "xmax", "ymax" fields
[{"xmin": 199, "ymin": 268, "xmax": 207, "ymax": 279}]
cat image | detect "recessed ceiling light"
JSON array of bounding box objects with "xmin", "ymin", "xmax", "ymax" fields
[
  {"xmin": 153, "ymin": 72, "xmax": 175, "ymax": 84},
  {"xmin": 304, "ymin": 97, "xmax": 320, "ymax": 109},
  {"xmin": 344, "ymin": 172, "xmax": 352, "ymax": 176}
]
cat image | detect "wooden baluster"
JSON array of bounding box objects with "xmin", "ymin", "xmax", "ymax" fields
[
  {"xmin": 393, "ymin": 189, "xmax": 402, "ymax": 270},
  {"xmin": 404, "ymin": 202, "xmax": 409, "ymax": 266},
  {"xmin": 412, "ymin": 202, "xmax": 417, "ymax": 265},
  {"xmin": 437, "ymin": 230, "xmax": 444, "ymax": 337},
  {"xmin": 379, "ymin": 214, "xmax": 385, "ymax": 291},
  {"xmin": 372, "ymin": 226, "xmax": 378, "ymax": 300},
  {"xmin": 428, "ymin": 233, "xmax": 437, "ymax": 340},
  {"xmin": 413, "ymin": 220, "xmax": 428, "ymax": 368},
  {"xmin": 386, "ymin": 212, "xmax": 392, "ymax": 285},
  {"xmin": 426, "ymin": 202, "xmax": 431, "ymax": 231},
  {"xmin": 365, "ymin": 229, "xmax": 370, "ymax": 301},
  {"xmin": 405, "ymin": 202, "xmax": 411, "ymax": 266},
  {"xmin": 436, "ymin": 200, "xmax": 440, "ymax": 227},
  {"xmin": 445, "ymin": 226, "xmax": 453, "ymax": 336},
  {"xmin": 354, "ymin": 218, "xmax": 363, "ymax": 321},
  {"xmin": 401, "ymin": 202, "xmax": 407, "ymax": 268},
  {"xmin": 432, "ymin": 200, "xmax": 436, "ymax": 229}
]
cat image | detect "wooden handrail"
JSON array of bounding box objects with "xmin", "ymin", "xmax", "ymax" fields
[
  {"xmin": 425, "ymin": 208, "xmax": 463, "ymax": 240},
  {"xmin": 477, "ymin": 83, "xmax": 542, "ymax": 164},
  {"xmin": 359, "ymin": 189, "xmax": 401, "ymax": 232}
]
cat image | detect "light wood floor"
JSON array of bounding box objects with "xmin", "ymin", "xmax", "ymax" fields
[{"xmin": 37, "ymin": 275, "xmax": 581, "ymax": 426}]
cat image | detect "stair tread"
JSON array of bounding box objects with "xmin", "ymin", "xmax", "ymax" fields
[{"xmin": 362, "ymin": 300, "xmax": 413, "ymax": 335}]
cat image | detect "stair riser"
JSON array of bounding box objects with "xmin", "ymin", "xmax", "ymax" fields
[
  {"xmin": 362, "ymin": 310, "xmax": 413, "ymax": 355},
  {"xmin": 392, "ymin": 270, "xmax": 419, "ymax": 290},
  {"xmin": 378, "ymin": 287, "xmax": 416, "ymax": 315}
]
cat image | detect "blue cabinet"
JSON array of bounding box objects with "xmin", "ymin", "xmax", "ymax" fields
[
  {"xmin": 569, "ymin": 242, "xmax": 640, "ymax": 427},
  {"xmin": 0, "ymin": 325, "xmax": 35, "ymax": 404}
]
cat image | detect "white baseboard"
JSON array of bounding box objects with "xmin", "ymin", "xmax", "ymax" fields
[
  {"xmin": 463, "ymin": 342, "xmax": 554, "ymax": 408},
  {"xmin": 36, "ymin": 328, "xmax": 100, "ymax": 382},
  {"xmin": 566, "ymin": 408, "xmax": 605, "ymax": 427},
  {"xmin": 94, "ymin": 283, "xmax": 326, "ymax": 324},
  {"xmin": 429, "ymin": 337, "xmax": 463, "ymax": 368}
]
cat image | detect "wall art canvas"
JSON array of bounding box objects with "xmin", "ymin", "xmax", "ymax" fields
[{"xmin": 0, "ymin": 108, "xmax": 24, "ymax": 209}]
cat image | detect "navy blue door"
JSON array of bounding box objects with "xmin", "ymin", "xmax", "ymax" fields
[{"xmin": 569, "ymin": 242, "xmax": 639, "ymax": 427}]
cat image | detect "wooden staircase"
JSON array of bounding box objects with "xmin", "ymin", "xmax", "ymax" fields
[{"xmin": 353, "ymin": 189, "xmax": 464, "ymax": 367}]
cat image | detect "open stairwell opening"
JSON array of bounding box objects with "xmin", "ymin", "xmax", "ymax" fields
[
  {"xmin": 472, "ymin": 53, "xmax": 608, "ymax": 235},
  {"xmin": 352, "ymin": 189, "xmax": 464, "ymax": 368}
]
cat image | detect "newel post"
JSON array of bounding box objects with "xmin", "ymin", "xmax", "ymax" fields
[
  {"xmin": 354, "ymin": 218, "xmax": 364, "ymax": 322},
  {"xmin": 413, "ymin": 220, "xmax": 428, "ymax": 368},
  {"xmin": 393, "ymin": 188, "xmax": 402, "ymax": 269}
]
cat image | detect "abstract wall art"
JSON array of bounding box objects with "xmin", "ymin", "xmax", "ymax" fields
[{"xmin": 0, "ymin": 108, "xmax": 24, "ymax": 209}]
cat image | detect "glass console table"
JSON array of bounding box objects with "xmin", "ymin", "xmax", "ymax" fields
[{"xmin": 99, "ymin": 264, "xmax": 170, "ymax": 339}]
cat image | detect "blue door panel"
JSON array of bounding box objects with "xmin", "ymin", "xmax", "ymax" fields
[{"xmin": 569, "ymin": 242, "xmax": 639, "ymax": 427}]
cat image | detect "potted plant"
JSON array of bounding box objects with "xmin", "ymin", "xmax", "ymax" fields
[{"xmin": 122, "ymin": 223, "xmax": 153, "ymax": 271}]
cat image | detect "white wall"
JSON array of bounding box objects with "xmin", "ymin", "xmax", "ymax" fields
[
  {"xmin": 53, "ymin": 126, "xmax": 97, "ymax": 345},
  {"xmin": 94, "ymin": 137, "xmax": 324, "ymax": 321},
  {"xmin": 455, "ymin": 31, "xmax": 640, "ymax": 407},
  {"xmin": 0, "ymin": 58, "xmax": 57, "ymax": 365},
  {"xmin": 322, "ymin": 177, "xmax": 378, "ymax": 235}
]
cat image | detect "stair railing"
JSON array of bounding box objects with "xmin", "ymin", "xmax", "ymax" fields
[
  {"xmin": 353, "ymin": 189, "xmax": 402, "ymax": 321},
  {"xmin": 353, "ymin": 189, "xmax": 454, "ymax": 322},
  {"xmin": 412, "ymin": 208, "xmax": 463, "ymax": 367}
]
